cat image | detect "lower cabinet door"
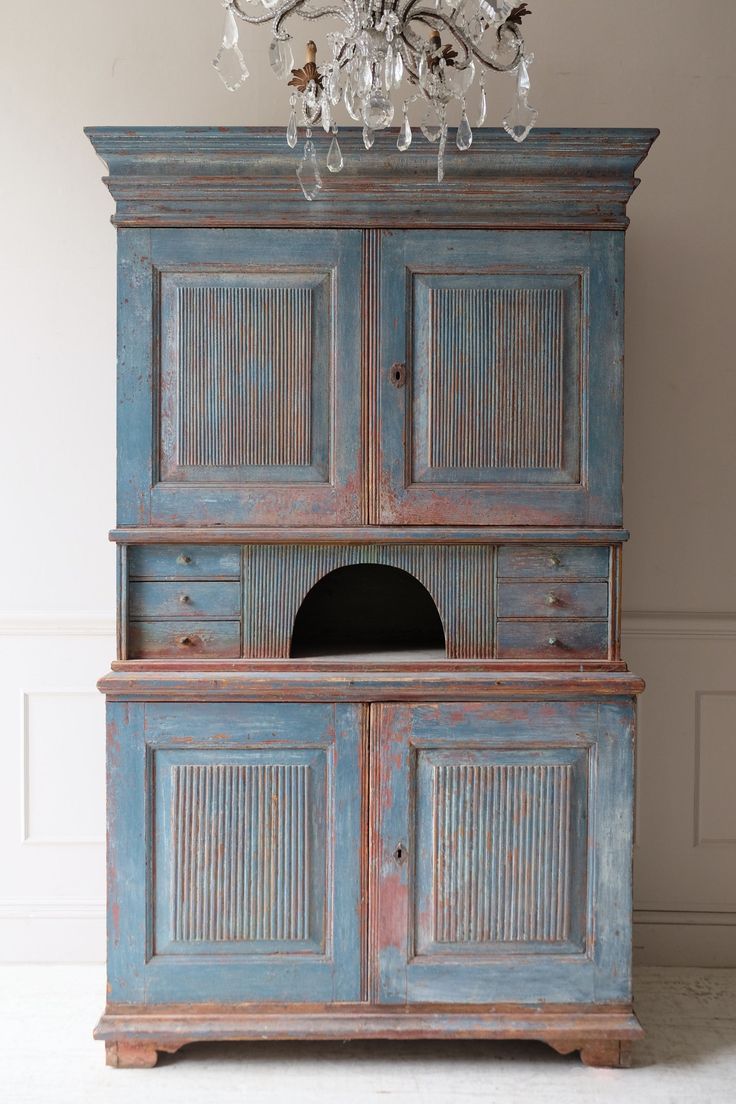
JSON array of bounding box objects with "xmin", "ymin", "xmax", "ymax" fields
[
  {"xmin": 373, "ymin": 700, "xmax": 635, "ymax": 1005},
  {"xmin": 107, "ymin": 702, "xmax": 362, "ymax": 1004}
]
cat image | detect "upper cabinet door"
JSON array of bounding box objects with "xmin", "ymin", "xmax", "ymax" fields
[
  {"xmin": 378, "ymin": 231, "xmax": 623, "ymax": 526},
  {"xmin": 118, "ymin": 229, "xmax": 362, "ymax": 527}
]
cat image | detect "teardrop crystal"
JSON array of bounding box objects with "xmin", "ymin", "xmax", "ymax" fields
[
  {"xmin": 393, "ymin": 50, "xmax": 404, "ymax": 86},
  {"xmin": 456, "ymin": 110, "xmax": 473, "ymax": 151},
  {"xmin": 286, "ymin": 111, "xmax": 298, "ymax": 149},
  {"xmin": 222, "ymin": 8, "xmax": 239, "ymax": 49},
  {"xmin": 517, "ymin": 56, "xmax": 531, "ymax": 94},
  {"xmin": 344, "ymin": 84, "xmax": 360, "ymax": 121},
  {"xmin": 327, "ymin": 135, "xmax": 344, "ymax": 173},
  {"xmin": 384, "ymin": 45, "xmax": 394, "ymax": 92},
  {"xmin": 296, "ymin": 139, "xmax": 322, "ymax": 201},
  {"xmin": 269, "ymin": 38, "xmax": 294, "ymax": 80},
  {"xmin": 477, "ymin": 83, "xmax": 487, "ymax": 126},
  {"xmin": 397, "ymin": 112, "xmax": 412, "ymax": 151},
  {"xmin": 321, "ymin": 95, "xmax": 332, "ymax": 133},
  {"xmin": 437, "ymin": 125, "xmax": 447, "ymax": 183},
  {"xmin": 362, "ymin": 125, "xmax": 375, "ymax": 150},
  {"xmin": 357, "ymin": 57, "xmax": 372, "ymax": 97}
]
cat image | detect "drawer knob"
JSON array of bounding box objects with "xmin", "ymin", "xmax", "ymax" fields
[
  {"xmin": 547, "ymin": 636, "xmax": 559, "ymax": 647},
  {"xmin": 179, "ymin": 635, "xmax": 195, "ymax": 646},
  {"xmin": 179, "ymin": 594, "xmax": 191, "ymax": 604},
  {"xmin": 545, "ymin": 593, "xmax": 560, "ymax": 606},
  {"xmin": 176, "ymin": 554, "xmax": 192, "ymax": 565},
  {"xmin": 548, "ymin": 554, "xmax": 561, "ymax": 567}
]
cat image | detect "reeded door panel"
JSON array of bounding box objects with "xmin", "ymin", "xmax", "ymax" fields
[
  {"xmin": 118, "ymin": 228, "xmax": 362, "ymax": 526},
  {"xmin": 106, "ymin": 701, "xmax": 362, "ymax": 1004},
  {"xmin": 378, "ymin": 230, "xmax": 623, "ymax": 525},
  {"xmin": 373, "ymin": 701, "xmax": 634, "ymax": 1004}
]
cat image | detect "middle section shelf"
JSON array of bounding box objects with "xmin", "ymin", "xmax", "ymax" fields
[{"xmin": 122, "ymin": 541, "xmax": 619, "ymax": 665}]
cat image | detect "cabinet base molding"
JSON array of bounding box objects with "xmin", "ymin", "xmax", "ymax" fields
[{"xmin": 96, "ymin": 1004, "xmax": 643, "ymax": 1069}]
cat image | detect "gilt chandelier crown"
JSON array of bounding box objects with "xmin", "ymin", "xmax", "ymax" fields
[{"xmin": 213, "ymin": 0, "xmax": 537, "ymax": 199}]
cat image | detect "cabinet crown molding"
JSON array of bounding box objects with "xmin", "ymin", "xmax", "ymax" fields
[{"xmin": 85, "ymin": 126, "xmax": 658, "ymax": 230}]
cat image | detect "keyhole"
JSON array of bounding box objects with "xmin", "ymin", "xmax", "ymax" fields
[
  {"xmin": 393, "ymin": 843, "xmax": 407, "ymax": 865},
  {"xmin": 390, "ymin": 363, "xmax": 406, "ymax": 388}
]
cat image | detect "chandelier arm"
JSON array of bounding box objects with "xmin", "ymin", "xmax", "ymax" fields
[
  {"xmin": 404, "ymin": 5, "xmax": 524, "ymax": 72},
  {"xmin": 409, "ymin": 14, "xmax": 470, "ymax": 67},
  {"xmin": 229, "ymin": 0, "xmax": 353, "ymax": 38}
]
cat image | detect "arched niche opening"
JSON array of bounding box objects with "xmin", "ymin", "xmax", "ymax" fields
[{"xmin": 289, "ymin": 564, "xmax": 446, "ymax": 660}]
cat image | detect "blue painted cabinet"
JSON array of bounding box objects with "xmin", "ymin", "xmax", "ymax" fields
[{"xmin": 88, "ymin": 127, "xmax": 656, "ymax": 1069}]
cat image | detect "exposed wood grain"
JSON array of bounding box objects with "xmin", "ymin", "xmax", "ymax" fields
[
  {"xmin": 85, "ymin": 127, "xmax": 658, "ymax": 230},
  {"xmin": 111, "ymin": 527, "xmax": 631, "ymax": 545},
  {"xmin": 99, "ymin": 668, "xmax": 644, "ymax": 701}
]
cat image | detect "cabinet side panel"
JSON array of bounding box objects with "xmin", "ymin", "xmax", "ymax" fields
[{"xmin": 117, "ymin": 229, "xmax": 153, "ymax": 525}]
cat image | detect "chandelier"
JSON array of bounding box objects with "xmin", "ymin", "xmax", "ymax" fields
[{"xmin": 212, "ymin": 1, "xmax": 536, "ymax": 200}]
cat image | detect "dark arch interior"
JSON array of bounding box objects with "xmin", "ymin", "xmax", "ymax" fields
[{"xmin": 290, "ymin": 564, "xmax": 446, "ymax": 660}]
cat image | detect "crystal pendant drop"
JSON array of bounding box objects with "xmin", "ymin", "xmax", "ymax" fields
[
  {"xmin": 269, "ymin": 38, "xmax": 294, "ymax": 80},
  {"xmin": 212, "ymin": 43, "xmax": 249, "ymax": 91},
  {"xmin": 362, "ymin": 125, "xmax": 375, "ymax": 150},
  {"xmin": 321, "ymin": 95, "xmax": 332, "ymax": 133},
  {"xmin": 357, "ymin": 57, "xmax": 372, "ymax": 97},
  {"xmin": 384, "ymin": 45, "xmax": 394, "ymax": 92},
  {"xmin": 397, "ymin": 111, "xmax": 412, "ymax": 152},
  {"xmin": 420, "ymin": 108, "xmax": 441, "ymax": 143},
  {"xmin": 286, "ymin": 110, "xmax": 298, "ymax": 149},
  {"xmin": 503, "ymin": 57, "xmax": 537, "ymax": 142},
  {"xmin": 393, "ymin": 49, "xmax": 404, "ymax": 86},
  {"xmin": 296, "ymin": 139, "xmax": 322, "ymax": 201},
  {"xmin": 222, "ymin": 8, "xmax": 238, "ymax": 50},
  {"xmin": 344, "ymin": 84, "xmax": 361, "ymax": 121},
  {"xmin": 212, "ymin": 7, "xmax": 248, "ymax": 91},
  {"xmin": 503, "ymin": 95, "xmax": 538, "ymax": 142},
  {"xmin": 327, "ymin": 134, "xmax": 344, "ymax": 173},
  {"xmin": 457, "ymin": 109, "xmax": 473, "ymax": 151},
  {"xmin": 477, "ymin": 82, "xmax": 487, "ymax": 126},
  {"xmin": 437, "ymin": 125, "xmax": 447, "ymax": 183},
  {"xmin": 363, "ymin": 93, "xmax": 394, "ymax": 130}
]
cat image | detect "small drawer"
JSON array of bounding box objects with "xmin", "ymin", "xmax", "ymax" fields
[
  {"xmin": 128, "ymin": 545, "xmax": 241, "ymax": 579},
  {"xmin": 497, "ymin": 581, "xmax": 608, "ymax": 620},
  {"xmin": 496, "ymin": 620, "xmax": 608, "ymax": 659},
  {"xmin": 497, "ymin": 545, "xmax": 610, "ymax": 580},
  {"xmin": 128, "ymin": 621, "xmax": 241, "ymax": 659},
  {"xmin": 129, "ymin": 580, "xmax": 240, "ymax": 619}
]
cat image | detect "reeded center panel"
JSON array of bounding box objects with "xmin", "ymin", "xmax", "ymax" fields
[
  {"xmin": 412, "ymin": 272, "xmax": 583, "ymax": 485},
  {"xmin": 158, "ymin": 270, "xmax": 332, "ymax": 484}
]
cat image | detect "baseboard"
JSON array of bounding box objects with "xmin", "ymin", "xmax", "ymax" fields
[
  {"xmin": 634, "ymin": 910, "xmax": 736, "ymax": 966},
  {"xmin": 0, "ymin": 900, "xmax": 105, "ymax": 962}
]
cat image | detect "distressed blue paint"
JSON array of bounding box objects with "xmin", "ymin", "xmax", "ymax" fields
[
  {"xmin": 375, "ymin": 700, "xmax": 634, "ymax": 1005},
  {"xmin": 91, "ymin": 127, "xmax": 654, "ymax": 1065},
  {"xmin": 379, "ymin": 230, "xmax": 623, "ymax": 526},
  {"xmin": 107, "ymin": 701, "xmax": 362, "ymax": 1004}
]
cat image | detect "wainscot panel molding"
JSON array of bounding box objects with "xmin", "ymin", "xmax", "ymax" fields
[{"xmin": 0, "ymin": 619, "xmax": 112, "ymax": 962}]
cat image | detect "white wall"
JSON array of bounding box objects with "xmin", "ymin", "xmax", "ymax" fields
[{"xmin": 1, "ymin": 0, "xmax": 734, "ymax": 962}]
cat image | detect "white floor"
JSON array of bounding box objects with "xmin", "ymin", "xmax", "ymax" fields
[{"xmin": 1, "ymin": 967, "xmax": 735, "ymax": 1103}]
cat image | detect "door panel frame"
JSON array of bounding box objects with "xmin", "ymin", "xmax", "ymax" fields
[
  {"xmin": 371, "ymin": 700, "xmax": 635, "ymax": 1005},
  {"xmin": 377, "ymin": 230, "xmax": 623, "ymax": 526},
  {"xmin": 117, "ymin": 228, "xmax": 363, "ymax": 527},
  {"xmin": 106, "ymin": 701, "xmax": 363, "ymax": 1004}
]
